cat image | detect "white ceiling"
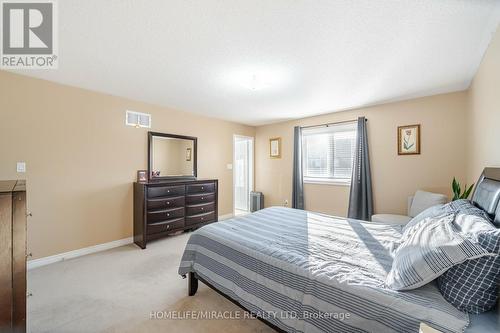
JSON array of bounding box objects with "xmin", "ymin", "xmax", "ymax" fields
[{"xmin": 13, "ymin": 0, "xmax": 500, "ymax": 126}]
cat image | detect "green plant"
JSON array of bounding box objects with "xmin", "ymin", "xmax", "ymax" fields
[{"xmin": 452, "ymin": 178, "xmax": 474, "ymax": 201}]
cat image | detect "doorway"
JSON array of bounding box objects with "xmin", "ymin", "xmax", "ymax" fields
[{"xmin": 233, "ymin": 135, "xmax": 254, "ymax": 216}]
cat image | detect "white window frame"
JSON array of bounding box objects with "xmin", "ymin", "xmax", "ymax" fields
[
  {"xmin": 303, "ymin": 177, "xmax": 351, "ymax": 186},
  {"xmin": 302, "ymin": 122, "xmax": 357, "ymax": 186}
]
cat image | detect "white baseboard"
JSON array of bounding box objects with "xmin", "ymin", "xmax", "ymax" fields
[
  {"xmin": 29, "ymin": 214, "xmax": 235, "ymax": 271},
  {"xmin": 28, "ymin": 237, "xmax": 133, "ymax": 270},
  {"xmin": 218, "ymin": 213, "xmax": 234, "ymax": 221}
]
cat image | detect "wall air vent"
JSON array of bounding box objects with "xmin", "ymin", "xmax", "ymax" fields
[{"xmin": 126, "ymin": 110, "xmax": 151, "ymax": 128}]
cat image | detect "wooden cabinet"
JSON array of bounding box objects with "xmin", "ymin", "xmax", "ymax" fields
[
  {"xmin": 134, "ymin": 179, "xmax": 218, "ymax": 249},
  {"xmin": 0, "ymin": 180, "xmax": 27, "ymax": 333}
]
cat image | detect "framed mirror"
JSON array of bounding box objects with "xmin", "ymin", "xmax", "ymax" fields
[{"xmin": 148, "ymin": 132, "xmax": 197, "ymax": 180}]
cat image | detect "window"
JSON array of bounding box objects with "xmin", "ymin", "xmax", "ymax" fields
[{"xmin": 302, "ymin": 122, "xmax": 357, "ymax": 185}]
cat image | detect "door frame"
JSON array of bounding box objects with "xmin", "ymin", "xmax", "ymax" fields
[{"xmin": 232, "ymin": 134, "xmax": 254, "ymax": 216}]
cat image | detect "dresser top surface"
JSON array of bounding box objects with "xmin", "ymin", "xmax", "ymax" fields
[
  {"xmin": 0, "ymin": 180, "xmax": 26, "ymax": 193},
  {"xmin": 135, "ymin": 178, "xmax": 217, "ymax": 186}
]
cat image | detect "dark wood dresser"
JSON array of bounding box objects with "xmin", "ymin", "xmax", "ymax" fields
[
  {"xmin": 0, "ymin": 180, "xmax": 27, "ymax": 333},
  {"xmin": 134, "ymin": 179, "xmax": 218, "ymax": 249}
]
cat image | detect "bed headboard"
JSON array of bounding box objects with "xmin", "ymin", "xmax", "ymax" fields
[{"xmin": 471, "ymin": 167, "xmax": 500, "ymax": 226}]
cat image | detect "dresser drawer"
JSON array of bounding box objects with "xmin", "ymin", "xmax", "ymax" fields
[
  {"xmin": 186, "ymin": 182, "xmax": 215, "ymax": 194},
  {"xmin": 186, "ymin": 193, "xmax": 215, "ymax": 205},
  {"xmin": 134, "ymin": 179, "xmax": 218, "ymax": 249},
  {"xmin": 147, "ymin": 185, "xmax": 185, "ymax": 198},
  {"xmin": 147, "ymin": 218, "xmax": 184, "ymax": 235},
  {"xmin": 147, "ymin": 196, "xmax": 185, "ymax": 210},
  {"xmin": 186, "ymin": 202, "xmax": 215, "ymax": 216},
  {"xmin": 147, "ymin": 207, "xmax": 185, "ymax": 223},
  {"xmin": 186, "ymin": 212, "xmax": 215, "ymax": 226}
]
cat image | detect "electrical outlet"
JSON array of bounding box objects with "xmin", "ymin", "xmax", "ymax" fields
[
  {"xmin": 284, "ymin": 200, "xmax": 288, "ymax": 207},
  {"xmin": 17, "ymin": 162, "xmax": 26, "ymax": 173}
]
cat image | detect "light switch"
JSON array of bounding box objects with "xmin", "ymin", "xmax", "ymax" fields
[
  {"xmin": 17, "ymin": 162, "xmax": 26, "ymax": 173},
  {"xmin": 226, "ymin": 164, "xmax": 233, "ymax": 170}
]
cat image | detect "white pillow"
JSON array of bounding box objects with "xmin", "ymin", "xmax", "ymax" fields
[
  {"xmin": 403, "ymin": 204, "xmax": 445, "ymax": 232},
  {"xmin": 453, "ymin": 214, "xmax": 495, "ymax": 235},
  {"xmin": 386, "ymin": 213, "xmax": 491, "ymax": 291}
]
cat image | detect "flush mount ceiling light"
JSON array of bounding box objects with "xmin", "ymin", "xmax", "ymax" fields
[{"xmin": 220, "ymin": 66, "xmax": 291, "ymax": 92}]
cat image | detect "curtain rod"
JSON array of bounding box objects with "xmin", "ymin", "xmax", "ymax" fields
[{"xmin": 300, "ymin": 118, "xmax": 367, "ymax": 130}]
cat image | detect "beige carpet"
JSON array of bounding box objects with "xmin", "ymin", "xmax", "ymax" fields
[{"xmin": 28, "ymin": 232, "xmax": 275, "ymax": 333}]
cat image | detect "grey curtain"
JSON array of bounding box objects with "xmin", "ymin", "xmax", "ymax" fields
[
  {"xmin": 292, "ymin": 126, "xmax": 304, "ymax": 209},
  {"xmin": 348, "ymin": 117, "xmax": 373, "ymax": 220}
]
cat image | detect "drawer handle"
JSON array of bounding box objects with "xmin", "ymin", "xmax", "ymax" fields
[
  {"xmin": 201, "ymin": 186, "xmax": 204, "ymax": 190},
  {"xmin": 201, "ymin": 207, "xmax": 204, "ymax": 211},
  {"xmin": 167, "ymin": 213, "xmax": 170, "ymax": 217},
  {"xmin": 166, "ymin": 201, "xmax": 170, "ymax": 205},
  {"xmin": 201, "ymin": 217, "xmax": 204, "ymax": 221},
  {"xmin": 201, "ymin": 197, "xmax": 204, "ymax": 200},
  {"xmin": 167, "ymin": 190, "xmax": 170, "ymax": 193}
]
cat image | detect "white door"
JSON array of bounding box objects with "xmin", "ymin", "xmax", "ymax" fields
[{"xmin": 233, "ymin": 135, "xmax": 254, "ymax": 216}]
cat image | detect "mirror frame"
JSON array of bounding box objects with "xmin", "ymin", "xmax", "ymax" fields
[{"xmin": 148, "ymin": 131, "xmax": 198, "ymax": 180}]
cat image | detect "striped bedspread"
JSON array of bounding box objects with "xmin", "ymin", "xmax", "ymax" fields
[{"xmin": 178, "ymin": 207, "xmax": 469, "ymax": 333}]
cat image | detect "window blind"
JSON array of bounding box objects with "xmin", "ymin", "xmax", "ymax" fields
[{"xmin": 302, "ymin": 122, "xmax": 357, "ymax": 181}]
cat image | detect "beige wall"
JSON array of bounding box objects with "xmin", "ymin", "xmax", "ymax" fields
[
  {"xmin": 256, "ymin": 92, "xmax": 468, "ymax": 217},
  {"xmin": 0, "ymin": 71, "xmax": 254, "ymax": 259},
  {"xmin": 467, "ymin": 27, "xmax": 500, "ymax": 183},
  {"xmin": 2, "ymin": 27, "xmax": 499, "ymax": 259}
]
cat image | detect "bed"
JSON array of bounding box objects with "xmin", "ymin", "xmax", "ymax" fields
[{"xmin": 178, "ymin": 169, "xmax": 500, "ymax": 333}]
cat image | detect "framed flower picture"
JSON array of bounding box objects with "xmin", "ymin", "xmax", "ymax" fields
[{"xmin": 398, "ymin": 124, "xmax": 420, "ymax": 155}]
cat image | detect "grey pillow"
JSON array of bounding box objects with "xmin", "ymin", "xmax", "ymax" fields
[
  {"xmin": 437, "ymin": 227, "xmax": 500, "ymax": 314},
  {"xmin": 403, "ymin": 204, "xmax": 446, "ymax": 232},
  {"xmin": 403, "ymin": 199, "xmax": 491, "ymax": 233},
  {"xmin": 448, "ymin": 199, "xmax": 491, "ymax": 221},
  {"xmin": 437, "ymin": 215, "xmax": 500, "ymax": 314},
  {"xmin": 386, "ymin": 213, "xmax": 492, "ymax": 291}
]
